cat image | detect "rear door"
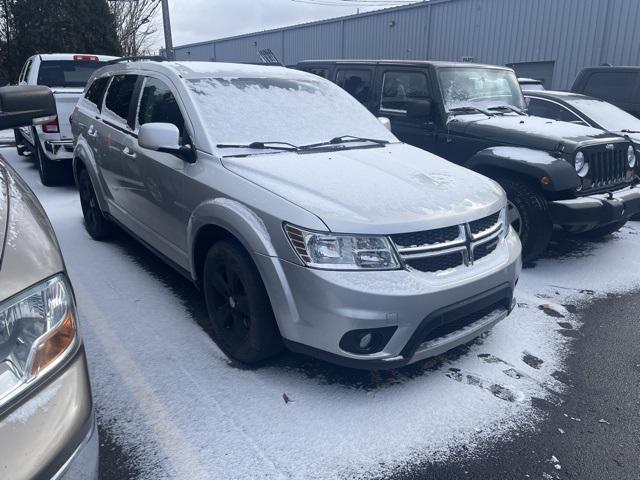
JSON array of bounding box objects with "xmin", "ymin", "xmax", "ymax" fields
[
  {"xmin": 334, "ymin": 65, "xmax": 375, "ymax": 111},
  {"xmin": 374, "ymin": 67, "xmax": 435, "ymax": 150},
  {"xmin": 128, "ymin": 75, "xmax": 190, "ymax": 262},
  {"xmin": 98, "ymin": 74, "xmax": 139, "ymax": 211}
]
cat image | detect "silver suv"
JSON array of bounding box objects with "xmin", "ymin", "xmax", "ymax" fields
[{"xmin": 71, "ymin": 60, "xmax": 521, "ymax": 370}]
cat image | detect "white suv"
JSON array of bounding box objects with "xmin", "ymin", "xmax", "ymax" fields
[{"xmin": 15, "ymin": 53, "xmax": 116, "ymax": 185}]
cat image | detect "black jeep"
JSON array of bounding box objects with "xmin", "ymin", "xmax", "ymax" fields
[{"xmin": 297, "ymin": 60, "xmax": 640, "ymax": 261}]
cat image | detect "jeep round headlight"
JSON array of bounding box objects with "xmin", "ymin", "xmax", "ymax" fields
[
  {"xmin": 627, "ymin": 145, "xmax": 636, "ymax": 168},
  {"xmin": 284, "ymin": 224, "xmax": 401, "ymax": 270},
  {"xmin": 575, "ymin": 152, "xmax": 589, "ymax": 177}
]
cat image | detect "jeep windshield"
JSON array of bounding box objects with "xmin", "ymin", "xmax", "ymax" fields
[
  {"xmin": 187, "ymin": 75, "xmax": 397, "ymax": 155},
  {"xmin": 37, "ymin": 60, "xmax": 108, "ymax": 88},
  {"xmin": 438, "ymin": 67, "xmax": 527, "ymax": 114}
]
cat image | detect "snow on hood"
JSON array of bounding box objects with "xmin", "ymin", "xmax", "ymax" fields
[
  {"xmin": 222, "ymin": 143, "xmax": 505, "ymax": 234},
  {"xmin": 455, "ymin": 114, "xmax": 621, "ymax": 152}
]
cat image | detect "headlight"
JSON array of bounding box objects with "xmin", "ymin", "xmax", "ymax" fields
[
  {"xmin": 575, "ymin": 152, "xmax": 589, "ymax": 177},
  {"xmin": 284, "ymin": 224, "xmax": 401, "ymax": 270},
  {"xmin": 627, "ymin": 145, "xmax": 636, "ymax": 168},
  {"xmin": 0, "ymin": 275, "xmax": 77, "ymax": 407}
]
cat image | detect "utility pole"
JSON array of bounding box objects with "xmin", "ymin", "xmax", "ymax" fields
[{"xmin": 161, "ymin": 0, "xmax": 174, "ymax": 60}]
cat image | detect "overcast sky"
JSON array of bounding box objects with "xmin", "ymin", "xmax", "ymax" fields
[{"xmin": 156, "ymin": 0, "xmax": 410, "ymax": 49}]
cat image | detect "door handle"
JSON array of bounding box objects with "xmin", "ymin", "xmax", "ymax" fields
[
  {"xmin": 87, "ymin": 125, "xmax": 97, "ymax": 137},
  {"xmin": 122, "ymin": 147, "xmax": 137, "ymax": 159}
]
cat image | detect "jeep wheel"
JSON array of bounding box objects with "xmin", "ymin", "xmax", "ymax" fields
[
  {"xmin": 78, "ymin": 169, "xmax": 114, "ymax": 240},
  {"xmin": 497, "ymin": 177, "xmax": 552, "ymax": 262},
  {"xmin": 203, "ymin": 241, "xmax": 283, "ymax": 365},
  {"xmin": 33, "ymin": 129, "xmax": 65, "ymax": 186},
  {"xmin": 579, "ymin": 220, "xmax": 627, "ymax": 239}
]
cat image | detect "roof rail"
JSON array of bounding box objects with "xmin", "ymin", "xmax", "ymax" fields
[{"xmin": 106, "ymin": 56, "xmax": 167, "ymax": 65}]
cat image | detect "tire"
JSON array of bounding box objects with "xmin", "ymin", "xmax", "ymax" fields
[
  {"xmin": 32, "ymin": 129, "xmax": 65, "ymax": 186},
  {"xmin": 14, "ymin": 129, "xmax": 26, "ymax": 156},
  {"xmin": 78, "ymin": 169, "xmax": 114, "ymax": 240},
  {"xmin": 579, "ymin": 220, "xmax": 627, "ymax": 239},
  {"xmin": 496, "ymin": 177, "xmax": 553, "ymax": 263},
  {"xmin": 203, "ymin": 241, "xmax": 283, "ymax": 365}
]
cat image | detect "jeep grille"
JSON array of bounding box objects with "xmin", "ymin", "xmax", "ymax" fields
[{"xmin": 584, "ymin": 144, "xmax": 630, "ymax": 190}]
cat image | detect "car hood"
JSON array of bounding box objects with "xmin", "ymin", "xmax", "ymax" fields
[
  {"xmin": 221, "ymin": 143, "xmax": 506, "ymax": 234},
  {"xmin": 0, "ymin": 159, "xmax": 64, "ymax": 301},
  {"xmin": 450, "ymin": 114, "xmax": 622, "ymax": 153}
]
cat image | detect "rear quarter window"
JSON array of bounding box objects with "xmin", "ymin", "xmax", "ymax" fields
[
  {"xmin": 583, "ymin": 72, "xmax": 638, "ymax": 103},
  {"xmin": 84, "ymin": 77, "xmax": 110, "ymax": 111},
  {"xmin": 104, "ymin": 75, "xmax": 138, "ymax": 125}
]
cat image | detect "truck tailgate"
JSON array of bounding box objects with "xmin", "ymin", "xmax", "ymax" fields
[{"xmin": 53, "ymin": 88, "xmax": 83, "ymax": 140}]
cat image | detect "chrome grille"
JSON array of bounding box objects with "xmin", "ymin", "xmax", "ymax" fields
[
  {"xmin": 586, "ymin": 145, "xmax": 629, "ymax": 189},
  {"xmin": 391, "ymin": 211, "xmax": 503, "ymax": 273}
]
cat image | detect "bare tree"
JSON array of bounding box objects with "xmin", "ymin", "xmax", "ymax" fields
[{"xmin": 108, "ymin": 0, "xmax": 161, "ymax": 56}]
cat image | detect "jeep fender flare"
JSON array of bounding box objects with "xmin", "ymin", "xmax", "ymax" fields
[
  {"xmin": 466, "ymin": 146, "xmax": 581, "ymax": 192},
  {"xmin": 72, "ymin": 136, "xmax": 110, "ymax": 213}
]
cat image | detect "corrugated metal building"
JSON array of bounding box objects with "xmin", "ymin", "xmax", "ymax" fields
[{"xmin": 173, "ymin": 0, "xmax": 640, "ymax": 90}]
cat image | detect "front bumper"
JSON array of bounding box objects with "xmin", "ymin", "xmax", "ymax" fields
[
  {"xmin": 0, "ymin": 347, "xmax": 98, "ymax": 480},
  {"xmin": 550, "ymin": 184, "xmax": 640, "ymax": 231},
  {"xmin": 257, "ymin": 228, "xmax": 521, "ymax": 370}
]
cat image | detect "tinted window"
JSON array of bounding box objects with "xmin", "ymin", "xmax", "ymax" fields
[
  {"xmin": 37, "ymin": 60, "xmax": 107, "ymax": 88},
  {"xmin": 583, "ymin": 72, "xmax": 638, "ymax": 102},
  {"xmin": 307, "ymin": 68, "xmax": 328, "ymax": 79},
  {"xmin": 85, "ymin": 77, "xmax": 110, "ymax": 110},
  {"xmin": 104, "ymin": 75, "xmax": 138, "ymax": 123},
  {"xmin": 381, "ymin": 71, "xmax": 430, "ymax": 111},
  {"xmin": 138, "ymin": 77, "xmax": 185, "ymax": 139},
  {"xmin": 335, "ymin": 69, "xmax": 372, "ymax": 103},
  {"xmin": 527, "ymin": 98, "xmax": 583, "ymax": 123},
  {"xmin": 21, "ymin": 59, "xmax": 33, "ymax": 83}
]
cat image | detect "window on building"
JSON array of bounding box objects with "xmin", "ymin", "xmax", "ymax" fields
[
  {"xmin": 381, "ymin": 71, "xmax": 430, "ymax": 112},
  {"xmin": 583, "ymin": 72, "xmax": 638, "ymax": 103},
  {"xmin": 137, "ymin": 77, "xmax": 186, "ymax": 140},
  {"xmin": 104, "ymin": 75, "xmax": 138, "ymax": 125},
  {"xmin": 335, "ymin": 69, "xmax": 372, "ymax": 103},
  {"xmin": 526, "ymin": 98, "xmax": 583, "ymax": 124}
]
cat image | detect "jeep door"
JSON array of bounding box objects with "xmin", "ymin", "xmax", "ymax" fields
[
  {"xmin": 374, "ymin": 67, "xmax": 436, "ymax": 152},
  {"xmin": 99, "ymin": 74, "xmax": 139, "ymax": 210},
  {"xmin": 128, "ymin": 75, "xmax": 189, "ymax": 265}
]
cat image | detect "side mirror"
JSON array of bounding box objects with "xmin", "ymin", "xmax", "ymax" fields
[
  {"xmin": 378, "ymin": 116, "xmax": 391, "ymax": 131},
  {"xmin": 0, "ymin": 85, "xmax": 57, "ymax": 130},
  {"xmin": 407, "ymin": 99, "xmax": 433, "ymax": 120},
  {"xmin": 138, "ymin": 122, "xmax": 196, "ymax": 163}
]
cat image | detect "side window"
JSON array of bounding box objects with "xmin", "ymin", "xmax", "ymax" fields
[
  {"xmin": 381, "ymin": 71, "xmax": 430, "ymax": 112},
  {"xmin": 527, "ymin": 98, "xmax": 582, "ymax": 123},
  {"xmin": 137, "ymin": 77, "xmax": 186, "ymax": 141},
  {"xmin": 20, "ymin": 59, "xmax": 33, "ymax": 83},
  {"xmin": 583, "ymin": 72, "xmax": 637, "ymax": 103},
  {"xmin": 104, "ymin": 75, "xmax": 138, "ymax": 126},
  {"xmin": 308, "ymin": 68, "xmax": 328, "ymax": 79},
  {"xmin": 84, "ymin": 77, "xmax": 110, "ymax": 111},
  {"xmin": 335, "ymin": 69, "xmax": 372, "ymax": 103}
]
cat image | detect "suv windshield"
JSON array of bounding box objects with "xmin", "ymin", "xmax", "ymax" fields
[
  {"xmin": 37, "ymin": 60, "xmax": 107, "ymax": 88},
  {"xmin": 438, "ymin": 67, "xmax": 526, "ymax": 112},
  {"xmin": 186, "ymin": 75, "xmax": 396, "ymax": 151},
  {"xmin": 565, "ymin": 97, "xmax": 640, "ymax": 132}
]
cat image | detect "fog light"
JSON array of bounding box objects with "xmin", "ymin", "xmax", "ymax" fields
[{"xmin": 359, "ymin": 333, "xmax": 374, "ymax": 350}]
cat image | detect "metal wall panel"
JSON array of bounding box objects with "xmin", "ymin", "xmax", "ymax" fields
[{"xmin": 173, "ymin": 0, "xmax": 640, "ymax": 89}]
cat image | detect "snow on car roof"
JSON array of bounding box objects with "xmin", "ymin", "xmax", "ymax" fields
[{"xmin": 167, "ymin": 61, "xmax": 305, "ymax": 80}]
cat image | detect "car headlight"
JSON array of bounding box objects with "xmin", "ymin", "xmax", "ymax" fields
[
  {"xmin": 284, "ymin": 224, "xmax": 401, "ymax": 270},
  {"xmin": 575, "ymin": 151, "xmax": 589, "ymax": 177},
  {"xmin": 627, "ymin": 145, "xmax": 636, "ymax": 168},
  {"xmin": 0, "ymin": 275, "xmax": 78, "ymax": 407}
]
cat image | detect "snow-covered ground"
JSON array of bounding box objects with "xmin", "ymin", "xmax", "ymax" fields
[
  {"xmin": 0, "ymin": 129, "xmax": 14, "ymax": 144},
  {"xmin": 3, "ymin": 146, "xmax": 640, "ymax": 479}
]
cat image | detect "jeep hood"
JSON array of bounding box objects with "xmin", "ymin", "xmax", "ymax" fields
[
  {"xmin": 451, "ymin": 114, "xmax": 623, "ymax": 153},
  {"xmin": 222, "ymin": 143, "xmax": 505, "ymax": 234},
  {"xmin": 0, "ymin": 161, "xmax": 64, "ymax": 301}
]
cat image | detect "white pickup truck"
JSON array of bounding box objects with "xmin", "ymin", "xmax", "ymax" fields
[{"xmin": 15, "ymin": 53, "xmax": 116, "ymax": 185}]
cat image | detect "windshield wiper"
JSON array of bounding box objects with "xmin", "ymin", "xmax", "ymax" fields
[
  {"xmin": 448, "ymin": 106, "xmax": 493, "ymax": 116},
  {"xmin": 620, "ymin": 129, "xmax": 640, "ymax": 134},
  {"xmin": 217, "ymin": 141, "xmax": 299, "ymax": 151},
  {"xmin": 487, "ymin": 104, "xmax": 526, "ymax": 116},
  {"xmin": 300, "ymin": 135, "xmax": 389, "ymax": 150}
]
